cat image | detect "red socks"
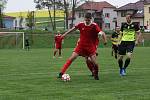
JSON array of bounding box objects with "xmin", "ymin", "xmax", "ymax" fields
[
  {"xmin": 86, "ymin": 60, "xmax": 94, "ymax": 72},
  {"xmin": 61, "ymin": 59, "xmax": 72, "ymax": 74}
]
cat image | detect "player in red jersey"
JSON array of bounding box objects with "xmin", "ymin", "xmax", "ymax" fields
[
  {"xmin": 58, "ymin": 13, "xmax": 107, "ymax": 80},
  {"xmin": 77, "ymin": 38, "xmax": 99, "ymax": 76},
  {"xmin": 53, "ymin": 31, "xmax": 64, "ymax": 58},
  {"xmin": 85, "ymin": 35, "xmax": 101, "ymax": 76}
]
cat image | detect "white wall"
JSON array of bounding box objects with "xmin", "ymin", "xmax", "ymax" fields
[
  {"xmin": 13, "ymin": 17, "xmax": 26, "ymax": 29},
  {"xmin": 68, "ymin": 8, "xmax": 117, "ymax": 30},
  {"xmin": 103, "ymin": 8, "xmax": 117, "ymax": 30}
]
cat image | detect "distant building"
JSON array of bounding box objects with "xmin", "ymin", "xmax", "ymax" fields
[
  {"xmin": 13, "ymin": 17, "xmax": 27, "ymax": 30},
  {"xmin": 115, "ymin": 0, "xmax": 145, "ymax": 28},
  {"xmin": 3, "ymin": 15, "xmax": 15, "ymax": 29},
  {"xmin": 144, "ymin": 0, "xmax": 150, "ymax": 29},
  {"xmin": 68, "ymin": 1, "xmax": 117, "ymax": 30},
  {"xmin": 2, "ymin": 15, "xmax": 27, "ymax": 30}
]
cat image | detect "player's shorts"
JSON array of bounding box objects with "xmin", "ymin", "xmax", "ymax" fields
[
  {"xmin": 74, "ymin": 44, "xmax": 97, "ymax": 57},
  {"xmin": 112, "ymin": 44, "xmax": 118, "ymax": 53},
  {"xmin": 56, "ymin": 44, "xmax": 62, "ymax": 49},
  {"xmin": 118, "ymin": 41, "xmax": 135, "ymax": 55}
]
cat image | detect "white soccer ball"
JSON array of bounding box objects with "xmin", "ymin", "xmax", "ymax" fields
[{"xmin": 61, "ymin": 74, "xmax": 71, "ymax": 81}]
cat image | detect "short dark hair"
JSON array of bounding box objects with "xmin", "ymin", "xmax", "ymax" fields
[
  {"xmin": 85, "ymin": 13, "xmax": 92, "ymax": 19},
  {"xmin": 126, "ymin": 13, "xmax": 132, "ymax": 18}
]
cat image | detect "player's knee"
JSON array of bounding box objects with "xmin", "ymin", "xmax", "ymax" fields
[
  {"xmin": 126, "ymin": 56, "xmax": 131, "ymax": 60},
  {"xmin": 69, "ymin": 53, "xmax": 78, "ymax": 61},
  {"xmin": 126, "ymin": 53, "xmax": 132, "ymax": 59},
  {"xmin": 126, "ymin": 57, "xmax": 131, "ymax": 61},
  {"xmin": 118, "ymin": 55, "xmax": 123, "ymax": 60}
]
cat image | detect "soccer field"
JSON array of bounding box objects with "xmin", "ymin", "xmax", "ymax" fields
[{"xmin": 0, "ymin": 47, "xmax": 150, "ymax": 100}]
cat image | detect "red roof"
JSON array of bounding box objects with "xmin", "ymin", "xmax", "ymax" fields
[
  {"xmin": 115, "ymin": 0, "xmax": 145, "ymax": 18},
  {"xmin": 3, "ymin": 15, "xmax": 15, "ymax": 19},
  {"xmin": 144, "ymin": 0, "xmax": 150, "ymax": 4},
  {"xmin": 116, "ymin": 0, "xmax": 144, "ymax": 11},
  {"xmin": 77, "ymin": 1, "xmax": 116, "ymax": 11}
]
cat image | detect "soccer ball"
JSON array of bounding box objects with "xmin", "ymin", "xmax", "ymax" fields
[{"xmin": 61, "ymin": 74, "xmax": 71, "ymax": 81}]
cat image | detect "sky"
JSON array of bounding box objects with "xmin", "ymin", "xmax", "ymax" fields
[{"xmin": 4, "ymin": 0, "xmax": 139, "ymax": 12}]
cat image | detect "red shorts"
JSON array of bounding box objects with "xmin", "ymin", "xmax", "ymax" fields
[
  {"xmin": 55, "ymin": 44, "xmax": 62, "ymax": 49},
  {"xmin": 74, "ymin": 44, "xmax": 97, "ymax": 57}
]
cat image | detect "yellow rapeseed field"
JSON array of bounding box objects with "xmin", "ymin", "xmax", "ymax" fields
[{"xmin": 5, "ymin": 10, "xmax": 64, "ymax": 18}]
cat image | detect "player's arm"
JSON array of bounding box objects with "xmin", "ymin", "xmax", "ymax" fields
[
  {"xmin": 62, "ymin": 27, "xmax": 77, "ymax": 38},
  {"xmin": 135, "ymin": 30, "xmax": 142, "ymax": 45},
  {"xmin": 99, "ymin": 31, "xmax": 107, "ymax": 45},
  {"xmin": 135, "ymin": 24, "xmax": 142, "ymax": 45},
  {"xmin": 53, "ymin": 36, "xmax": 56, "ymax": 48},
  {"xmin": 111, "ymin": 33, "xmax": 115, "ymax": 42},
  {"xmin": 117, "ymin": 31, "xmax": 123, "ymax": 45},
  {"xmin": 62, "ymin": 39, "xmax": 64, "ymax": 44}
]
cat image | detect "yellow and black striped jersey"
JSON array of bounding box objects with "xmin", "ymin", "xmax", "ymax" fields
[{"xmin": 111, "ymin": 31, "xmax": 121, "ymax": 45}]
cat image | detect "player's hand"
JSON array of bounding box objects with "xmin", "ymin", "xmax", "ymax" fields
[{"xmin": 104, "ymin": 42, "xmax": 107, "ymax": 45}]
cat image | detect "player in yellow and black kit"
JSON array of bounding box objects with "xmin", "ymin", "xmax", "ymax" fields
[
  {"xmin": 118, "ymin": 14, "xmax": 142, "ymax": 76},
  {"xmin": 111, "ymin": 26, "xmax": 121, "ymax": 59}
]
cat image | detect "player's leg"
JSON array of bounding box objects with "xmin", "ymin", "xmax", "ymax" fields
[
  {"xmin": 124, "ymin": 52, "xmax": 132, "ymax": 69},
  {"xmin": 118, "ymin": 42, "xmax": 126, "ymax": 76},
  {"xmin": 53, "ymin": 49, "xmax": 58, "ymax": 57},
  {"xmin": 58, "ymin": 52, "xmax": 79, "ymax": 78},
  {"xmin": 122, "ymin": 52, "xmax": 132, "ymax": 75},
  {"xmin": 123, "ymin": 42, "xmax": 135, "ymax": 73},
  {"xmin": 114, "ymin": 45, "xmax": 118, "ymax": 59},
  {"xmin": 111, "ymin": 45, "xmax": 114, "ymax": 56},
  {"xmin": 85, "ymin": 57, "xmax": 94, "ymax": 76},
  {"xmin": 89, "ymin": 54, "xmax": 99, "ymax": 80},
  {"xmin": 27, "ymin": 46, "xmax": 30, "ymax": 51},
  {"xmin": 118, "ymin": 55, "xmax": 124, "ymax": 75},
  {"xmin": 58, "ymin": 48, "xmax": 62, "ymax": 58}
]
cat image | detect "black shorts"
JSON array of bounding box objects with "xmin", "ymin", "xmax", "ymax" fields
[
  {"xmin": 118, "ymin": 41, "xmax": 135, "ymax": 55},
  {"xmin": 112, "ymin": 44, "xmax": 118, "ymax": 53},
  {"xmin": 25, "ymin": 43, "xmax": 29, "ymax": 46}
]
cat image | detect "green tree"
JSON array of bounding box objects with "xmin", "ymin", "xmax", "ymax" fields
[
  {"xmin": 70, "ymin": 0, "xmax": 86, "ymax": 28},
  {"xmin": 34, "ymin": 0, "xmax": 63, "ymax": 31},
  {"xmin": 26, "ymin": 11, "xmax": 35, "ymax": 30},
  {"xmin": 0, "ymin": 0, "xmax": 7, "ymax": 28}
]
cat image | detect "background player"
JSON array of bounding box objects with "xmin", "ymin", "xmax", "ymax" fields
[
  {"xmin": 53, "ymin": 31, "xmax": 64, "ymax": 58},
  {"xmin": 111, "ymin": 26, "xmax": 121, "ymax": 59}
]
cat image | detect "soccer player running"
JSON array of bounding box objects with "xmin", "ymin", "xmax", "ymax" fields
[
  {"xmin": 53, "ymin": 31, "xmax": 64, "ymax": 58},
  {"xmin": 111, "ymin": 26, "xmax": 121, "ymax": 59},
  {"xmin": 58, "ymin": 13, "xmax": 107, "ymax": 80},
  {"xmin": 118, "ymin": 14, "xmax": 142, "ymax": 76}
]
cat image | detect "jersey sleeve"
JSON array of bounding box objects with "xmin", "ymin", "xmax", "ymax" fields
[
  {"xmin": 134, "ymin": 23, "xmax": 140, "ymax": 32},
  {"xmin": 121, "ymin": 24, "xmax": 124, "ymax": 32},
  {"xmin": 95, "ymin": 23, "xmax": 101, "ymax": 33},
  {"xmin": 75, "ymin": 22, "xmax": 82, "ymax": 30},
  {"xmin": 111, "ymin": 32, "xmax": 115, "ymax": 38}
]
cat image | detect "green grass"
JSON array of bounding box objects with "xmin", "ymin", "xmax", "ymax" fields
[{"xmin": 0, "ymin": 47, "xmax": 150, "ymax": 100}]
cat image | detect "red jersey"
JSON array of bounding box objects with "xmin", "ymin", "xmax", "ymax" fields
[
  {"xmin": 55, "ymin": 34, "xmax": 63, "ymax": 49},
  {"xmin": 74, "ymin": 22, "xmax": 101, "ymax": 57},
  {"xmin": 75, "ymin": 22, "xmax": 101, "ymax": 47},
  {"xmin": 55, "ymin": 34, "xmax": 63, "ymax": 44}
]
